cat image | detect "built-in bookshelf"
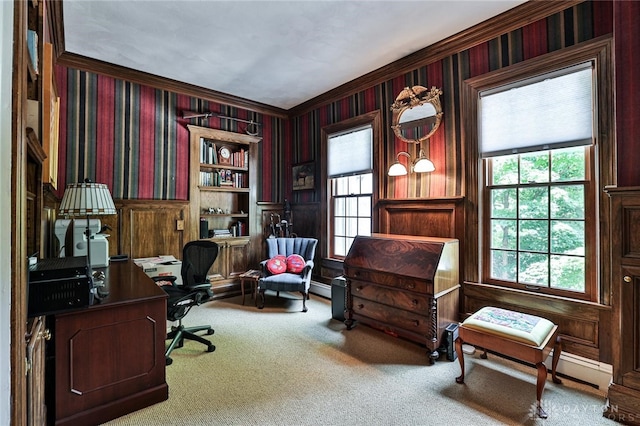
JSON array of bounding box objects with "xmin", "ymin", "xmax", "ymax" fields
[{"xmin": 188, "ymin": 125, "xmax": 261, "ymax": 296}]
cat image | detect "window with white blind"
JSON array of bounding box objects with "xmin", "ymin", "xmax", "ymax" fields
[
  {"xmin": 480, "ymin": 62, "xmax": 597, "ymax": 301},
  {"xmin": 327, "ymin": 125, "xmax": 373, "ymax": 259}
]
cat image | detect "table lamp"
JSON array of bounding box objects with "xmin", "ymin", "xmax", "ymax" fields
[{"xmin": 59, "ymin": 181, "xmax": 116, "ymax": 273}]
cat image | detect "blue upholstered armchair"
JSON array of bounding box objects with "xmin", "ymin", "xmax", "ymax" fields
[{"xmin": 258, "ymin": 237, "xmax": 318, "ymax": 312}]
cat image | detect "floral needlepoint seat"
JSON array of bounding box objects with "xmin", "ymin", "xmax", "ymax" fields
[{"xmin": 454, "ymin": 306, "xmax": 562, "ymax": 419}]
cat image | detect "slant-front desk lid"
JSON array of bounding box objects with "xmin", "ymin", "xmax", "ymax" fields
[{"xmin": 343, "ymin": 233, "xmax": 459, "ymax": 291}]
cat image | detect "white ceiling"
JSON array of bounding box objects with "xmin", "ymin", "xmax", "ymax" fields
[{"xmin": 62, "ymin": 0, "xmax": 526, "ymax": 110}]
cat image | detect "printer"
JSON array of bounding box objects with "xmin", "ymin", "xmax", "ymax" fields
[{"xmin": 54, "ymin": 218, "xmax": 110, "ymax": 267}]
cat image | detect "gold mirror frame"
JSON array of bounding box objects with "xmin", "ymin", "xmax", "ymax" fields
[{"xmin": 391, "ymin": 86, "xmax": 443, "ymax": 144}]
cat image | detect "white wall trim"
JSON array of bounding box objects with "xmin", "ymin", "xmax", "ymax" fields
[
  {"xmin": 548, "ymin": 351, "xmax": 612, "ymax": 391},
  {"xmin": 310, "ymin": 281, "xmax": 331, "ymax": 299}
]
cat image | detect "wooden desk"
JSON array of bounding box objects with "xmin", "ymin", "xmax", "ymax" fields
[
  {"xmin": 47, "ymin": 260, "xmax": 168, "ymax": 426},
  {"xmin": 344, "ymin": 234, "xmax": 460, "ymax": 364}
]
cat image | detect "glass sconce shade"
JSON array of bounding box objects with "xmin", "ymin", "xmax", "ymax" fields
[
  {"xmin": 388, "ymin": 150, "xmax": 434, "ymax": 176},
  {"xmin": 413, "ymin": 149, "xmax": 435, "ymax": 172},
  {"xmin": 388, "ymin": 161, "xmax": 408, "ymax": 176}
]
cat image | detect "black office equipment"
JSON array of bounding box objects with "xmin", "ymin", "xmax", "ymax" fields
[
  {"xmin": 444, "ymin": 322, "xmax": 459, "ymax": 361},
  {"xmin": 28, "ymin": 256, "xmax": 93, "ymax": 317}
]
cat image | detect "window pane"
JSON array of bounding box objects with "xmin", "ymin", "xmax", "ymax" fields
[
  {"xmin": 334, "ymin": 197, "xmax": 345, "ymax": 216},
  {"xmin": 491, "ymin": 219, "xmax": 517, "ymax": 250},
  {"xmin": 491, "ymin": 188, "xmax": 517, "ymax": 218},
  {"xmin": 348, "ymin": 175, "xmax": 361, "ymax": 194},
  {"xmin": 519, "ymin": 187, "xmax": 548, "ymax": 218},
  {"xmin": 520, "ymin": 152, "xmax": 549, "ymax": 184},
  {"xmin": 490, "ymin": 250, "xmax": 517, "ymax": 281},
  {"xmin": 551, "ymin": 185, "xmax": 584, "ymax": 219},
  {"xmin": 346, "ymin": 237, "xmax": 355, "ymax": 254},
  {"xmin": 519, "ymin": 220, "xmax": 548, "ymax": 252},
  {"xmin": 334, "ymin": 217, "xmax": 345, "ymax": 235},
  {"xmin": 358, "ymin": 218, "xmax": 371, "ymax": 236},
  {"xmin": 346, "ymin": 218, "xmax": 358, "ymax": 237},
  {"xmin": 335, "ymin": 177, "xmax": 348, "ymax": 196},
  {"xmin": 519, "ymin": 252, "xmax": 549, "ymax": 286},
  {"xmin": 491, "ymin": 155, "xmax": 518, "ymax": 185},
  {"xmin": 358, "ymin": 196, "xmax": 371, "ymax": 215},
  {"xmin": 551, "ymin": 220, "xmax": 584, "ymax": 255},
  {"xmin": 550, "ymin": 255, "xmax": 585, "ymax": 291},
  {"xmin": 345, "ymin": 198, "xmax": 357, "ymax": 216},
  {"xmin": 361, "ymin": 173, "xmax": 373, "ymax": 193},
  {"xmin": 334, "ymin": 237, "xmax": 347, "ymax": 257},
  {"xmin": 551, "ymin": 146, "xmax": 585, "ymax": 182}
]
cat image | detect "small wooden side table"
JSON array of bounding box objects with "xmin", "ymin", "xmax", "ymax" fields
[{"xmin": 239, "ymin": 269, "xmax": 261, "ymax": 305}]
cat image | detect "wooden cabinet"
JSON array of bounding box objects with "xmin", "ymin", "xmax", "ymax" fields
[
  {"xmin": 605, "ymin": 187, "xmax": 640, "ymax": 424},
  {"xmin": 188, "ymin": 125, "xmax": 260, "ymax": 293},
  {"xmin": 26, "ymin": 316, "xmax": 48, "ymax": 426},
  {"xmin": 344, "ymin": 234, "xmax": 460, "ymax": 364},
  {"xmin": 46, "ymin": 261, "xmax": 168, "ymax": 425}
]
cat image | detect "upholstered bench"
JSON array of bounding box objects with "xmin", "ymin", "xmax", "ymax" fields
[{"xmin": 454, "ymin": 306, "xmax": 562, "ymax": 418}]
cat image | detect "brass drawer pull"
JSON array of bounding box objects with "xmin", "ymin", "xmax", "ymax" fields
[
  {"xmin": 357, "ymin": 304, "xmax": 364, "ymax": 310},
  {"xmin": 624, "ymin": 275, "xmax": 632, "ymax": 283},
  {"xmin": 356, "ymin": 286, "xmax": 363, "ymax": 292},
  {"xmin": 412, "ymin": 299, "xmax": 418, "ymax": 306},
  {"xmin": 413, "ymin": 320, "xmax": 420, "ymax": 327}
]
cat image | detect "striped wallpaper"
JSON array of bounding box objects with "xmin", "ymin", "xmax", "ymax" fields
[
  {"xmin": 56, "ymin": 67, "xmax": 285, "ymax": 202},
  {"xmin": 288, "ymin": 0, "xmax": 612, "ymax": 202},
  {"xmin": 57, "ymin": 1, "xmax": 612, "ymax": 204}
]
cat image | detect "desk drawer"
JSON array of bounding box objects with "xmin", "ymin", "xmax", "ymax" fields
[
  {"xmin": 352, "ymin": 296, "xmax": 431, "ymax": 336},
  {"xmin": 345, "ymin": 268, "xmax": 431, "ymax": 293},
  {"xmin": 350, "ymin": 280, "xmax": 431, "ymax": 312}
]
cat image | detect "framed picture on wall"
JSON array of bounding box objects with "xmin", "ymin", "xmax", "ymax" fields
[{"xmin": 292, "ymin": 162, "xmax": 315, "ymax": 191}]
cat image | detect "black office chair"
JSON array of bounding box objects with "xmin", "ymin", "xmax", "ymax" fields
[{"xmin": 152, "ymin": 240, "xmax": 219, "ymax": 365}]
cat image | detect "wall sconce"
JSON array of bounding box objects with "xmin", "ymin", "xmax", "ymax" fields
[{"xmin": 388, "ymin": 149, "xmax": 435, "ymax": 176}]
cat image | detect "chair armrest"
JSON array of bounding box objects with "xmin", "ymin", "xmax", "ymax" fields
[
  {"xmin": 301, "ymin": 260, "xmax": 314, "ymax": 276},
  {"xmin": 152, "ymin": 275, "xmax": 177, "ymax": 284},
  {"xmin": 184, "ymin": 282, "xmax": 213, "ymax": 292},
  {"xmin": 260, "ymin": 260, "xmax": 271, "ymax": 276}
]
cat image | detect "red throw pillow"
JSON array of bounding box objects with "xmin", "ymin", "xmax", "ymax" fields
[
  {"xmin": 286, "ymin": 254, "xmax": 306, "ymax": 274},
  {"xmin": 266, "ymin": 255, "xmax": 287, "ymax": 275}
]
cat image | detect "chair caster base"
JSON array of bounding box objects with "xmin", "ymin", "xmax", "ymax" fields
[
  {"xmin": 207, "ymin": 344, "xmax": 216, "ymax": 352},
  {"xmin": 206, "ymin": 328, "xmax": 214, "ymax": 335},
  {"xmin": 166, "ymin": 357, "xmax": 173, "ymax": 366}
]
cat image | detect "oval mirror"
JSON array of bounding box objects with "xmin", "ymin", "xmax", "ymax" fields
[{"xmin": 391, "ymin": 86, "xmax": 443, "ymax": 144}]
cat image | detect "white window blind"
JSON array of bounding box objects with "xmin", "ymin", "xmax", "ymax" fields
[
  {"xmin": 327, "ymin": 125, "xmax": 372, "ymax": 178},
  {"xmin": 479, "ymin": 63, "xmax": 594, "ymax": 157}
]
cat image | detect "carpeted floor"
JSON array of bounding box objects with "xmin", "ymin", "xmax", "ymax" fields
[{"xmin": 105, "ymin": 291, "xmax": 617, "ymax": 426}]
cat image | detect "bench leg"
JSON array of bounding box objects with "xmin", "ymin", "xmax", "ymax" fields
[
  {"xmin": 536, "ymin": 362, "xmax": 549, "ymax": 418},
  {"xmin": 455, "ymin": 337, "xmax": 465, "ymax": 384}
]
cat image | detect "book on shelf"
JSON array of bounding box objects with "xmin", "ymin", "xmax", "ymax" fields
[
  {"xmin": 200, "ymin": 138, "xmax": 220, "ymax": 165},
  {"xmin": 27, "ymin": 30, "xmax": 38, "ymax": 74},
  {"xmin": 199, "ymin": 167, "xmax": 248, "ymax": 188},
  {"xmin": 213, "ymin": 229, "xmax": 232, "ymax": 237}
]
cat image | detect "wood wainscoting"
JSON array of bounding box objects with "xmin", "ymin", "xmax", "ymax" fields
[
  {"xmin": 100, "ymin": 199, "xmax": 190, "ymax": 260},
  {"xmin": 378, "ymin": 197, "xmax": 465, "ymax": 273},
  {"xmin": 463, "ymin": 282, "xmax": 612, "ymax": 363}
]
